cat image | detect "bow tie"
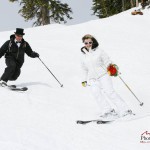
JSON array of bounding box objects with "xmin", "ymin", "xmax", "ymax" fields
[{"xmin": 16, "ymin": 41, "xmax": 21, "ymax": 44}]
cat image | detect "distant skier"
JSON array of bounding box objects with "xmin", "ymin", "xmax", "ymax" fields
[
  {"xmin": 141, "ymin": 0, "xmax": 148, "ymax": 9},
  {"xmin": 0, "ymin": 28, "xmax": 39, "ymax": 87},
  {"xmin": 80, "ymin": 34, "xmax": 133, "ymax": 120}
]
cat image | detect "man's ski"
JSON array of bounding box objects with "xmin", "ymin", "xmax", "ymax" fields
[
  {"xmin": 7, "ymin": 85, "xmax": 28, "ymax": 91},
  {"xmin": 76, "ymin": 119, "xmax": 113, "ymax": 125},
  {"xmin": 8, "ymin": 85, "xmax": 17, "ymax": 88}
]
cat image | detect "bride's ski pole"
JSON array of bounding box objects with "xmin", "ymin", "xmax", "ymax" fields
[
  {"xmin": 118, "ymin": 76, "xmax": 143, "ymax": 106},
  {"xmin": 38, "ymin": 57, "xmax": 63, "ymax": 87}
]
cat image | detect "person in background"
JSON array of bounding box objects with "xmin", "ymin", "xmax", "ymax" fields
[
  {"xmin": 80, "ymin": 34, "xmax": 133, "ymax": 120},
  {"xmin": 0, "ymin": 28, "xmax": 39, "ymax": 87},
  {"xmin": 141, "ymin": 0, "xmax": 148, "ymax": 9}
]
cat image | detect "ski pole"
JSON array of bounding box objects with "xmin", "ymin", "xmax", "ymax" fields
[
  {"xmin": 118, "ymin": 76, "xmax": 143, "ymax": 106},
  {"xmin": 38, "ymin": 57, "xmax": 63, "ymax": 87}
]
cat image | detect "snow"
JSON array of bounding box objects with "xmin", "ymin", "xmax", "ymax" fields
[{"xmin": 0, "ymin": 7, "xmax": 150, "ymax": 150}]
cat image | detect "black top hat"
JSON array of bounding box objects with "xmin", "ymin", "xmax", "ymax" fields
[{"xmin": 14, "ymin": 28, "xmax": 25, "ymax": 35}]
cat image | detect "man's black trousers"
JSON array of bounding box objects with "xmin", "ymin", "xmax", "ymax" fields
[{"xmin": 1, "ymin": 57, "xmax": 21, "ymax": 82}]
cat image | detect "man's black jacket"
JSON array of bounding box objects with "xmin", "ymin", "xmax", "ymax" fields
[{"xmin": 0, "ymin": 34, "xmax": 37, "ymax": 68}]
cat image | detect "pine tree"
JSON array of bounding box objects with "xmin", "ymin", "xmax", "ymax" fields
[
  {"xmin": 92, "ymin": 0, "xmax": 122, "ymax": 18},
  {"xmin": 92, "ymin": 0, "xmax": 133, "ymax": 18},
  {"xmin": 92, "ymin": 0, "xmax": 107, "ymax": 18},
  {"xmin": 9, "ymin": 0, "xmax": 73, "ymax": 26}
]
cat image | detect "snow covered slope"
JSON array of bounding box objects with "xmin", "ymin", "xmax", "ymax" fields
[{"xmin": 0, "ymin": 8, "xmax": 150, "ymax": 150}]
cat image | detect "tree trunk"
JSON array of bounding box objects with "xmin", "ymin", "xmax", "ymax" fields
[
  {"xmin": 130, "ymin": 0, "xmax": 134, "ymax": 7},
  {"xmin": 136, "ymin": 0, "xmax": 139, "ymax": 7},
  {"xmin": 41, "ymin": 0, "xmax": 50, "ymax": 25},
  {"xmin": 103, "ymin": 0, "xmax": 108, "ymax": 17},
  {"xmin": 41, "ymin": 6, "xmax": 50, "ymax": 25},
  {"xmin": 122, "ymin": 0, "xmax": 125, "ymax": 11}
]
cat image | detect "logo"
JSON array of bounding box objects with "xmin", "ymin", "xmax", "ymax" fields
[{"xmin": 140, "ymin": 131, "xmax": 150, "ymax": 143}]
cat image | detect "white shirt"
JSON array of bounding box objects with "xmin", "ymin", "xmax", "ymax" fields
[{"xmin": 15, "ymin": 39, "xmax": 21, "ymax": 47}]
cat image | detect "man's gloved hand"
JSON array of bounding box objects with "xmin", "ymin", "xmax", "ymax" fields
[
  {"xmin": 32, "ymin": 52, "xmax": 39, "ymax": 58},
  {"xmin": 82, "ymin": 81, "xmax": 87, "ymax": 87}
]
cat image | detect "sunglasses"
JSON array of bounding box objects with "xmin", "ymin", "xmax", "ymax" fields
[{"xmin": 84, "ymin": 42, "xmax": 93, "ymax": 45}]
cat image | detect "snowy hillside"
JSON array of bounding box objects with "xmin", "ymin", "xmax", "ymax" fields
[{"xmin": 0, "ymin": 8, "xmax": 150, "ymax": 150}]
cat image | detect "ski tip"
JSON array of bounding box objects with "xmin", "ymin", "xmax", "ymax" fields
[
  {"xmin": 76, "ymin": 120, "xmax": 81, "ymax": 124},
  {"xmin": 76, "ymin": 120, "xmax": 92, "ymax": 125},
  {"xmin": 23, "ymin": 87, "xmax": 28, "ymax": 91},
  {"xmin": 60, "ymin": 84, "xmax": 63, "ymax": 88},
  {"xmin": 9, "ymin": 86, "xmax": 28, "ymax": 92},
  {"xmin": 76, "ymin": 120, "xmax": 85, "ymax": 124},
  {"xmin": 96, "ymin": 120, "xmax": 113, "ymax": 124}
]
